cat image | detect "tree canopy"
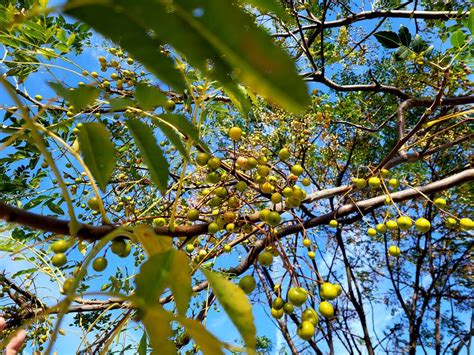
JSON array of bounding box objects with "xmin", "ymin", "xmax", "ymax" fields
[{"xmin": 0, "ymin": 0, "xmax": 472, "ymax": 354}]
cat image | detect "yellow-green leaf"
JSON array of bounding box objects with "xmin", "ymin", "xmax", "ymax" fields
[
  {"xmin": 141, "ymin": 307, "xmax": 176, "ymax": 354},
  {"xmin": 125, "ymin": 119, "xmax": 169, "ymax": 193},
  {"xmin": 135, "ymin": 82, "xmax": 168, "ymax": 111},
  {"xmin": 49, "ymin": 82, "xmax": 100, "ymax": 110},
  {"xmin": 134, "ymin": 225, "xmax": 172, "ymax": 257},
  {"xmin": 179, "ymin": 317, "xmax": 224, "ymax": 355},
  {"xmin": 202, "ymin": 269, "xmax": 256, "ymax": 353},
  {"xmin": 77, "ymin": 123, "xmax": 116, "ymax": 192}
]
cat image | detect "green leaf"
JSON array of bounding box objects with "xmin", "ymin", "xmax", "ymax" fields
[
  {"xmin": 49, "ymin": 82, "xmax": 100, "ymax": 110},
  {"xmin": 141, "ymin": 307, "xmax": 176, "ymax": 354},
  {"xmin": 47, "ymin": 201, "xmax": 64, "ymax": 215},
  {"xmin": 394, "ymin": 46, "xmax": 411, "ymax": 61},
  {"xmin": 108, "ymin": 97, "xmax": 134, "ymax": 111},
  {"xmin": 138, "ymin": 331, "xmax": 147, "ymax": 355},
  {"xmin": 398, "ymin": 26, "xmax": 411, "ymax": 47},
  {"xmin": 450, "ymin": 30, "xmax": 466, "ymax": 48},
  {"xmin": 135, "ymin": 249, "xmax": 192, "ymax": 316},
  {"xmin": 374, "ymin": 31, "xmax": 401, "ymax": 48},
  {"xmin": 467, "ymin": 9, "xmax": 474, "ymax": 35},
  {"xmin": 412, "ymin": 34, "xmax": 427, "ymax": 53},
  {"xmin": 158, "ymin": 114, "xmax": 208, "ymax": 151},
  {"xmin": 202, "ymin": 269, "xmax": 256, "ymax": 352},
  {"xmin": 135, "ymin": 83, "xmax": 168, "ymax": 111},
  {"xmin": 222, "ymin": 83, "xmax": 252, "ymax": 117},
  {"xmin": 155, "ymin": 121, "xmax": 188, "ymax": 160},
  {"xmin": 65, "ymin": 4, "xmax": 186, "ymax": 91},
  {"xmin": 125, "ymin": 119, "xmax": 169, "ymax": 193},
  {"xmin": 65, "ymin": 0, "xmax": 309, "ymax": 113},
  {"xmin": 241, "ymin": 0, "xmax": 288, "ymax": 20},
  {"xmin": 77, "ymin": 123, "xmax": 116, "ymax": 192},
  {"xmin": 179, "ymin": 317, "xmax": 224, "ymax": 355}
]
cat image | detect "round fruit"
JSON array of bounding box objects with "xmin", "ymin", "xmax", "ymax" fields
[
  {"xmin": 318, "ymin": 301, "xmax": 334, "ymax": 318},
  {"xmin": 87, "ymin": 196, "xmax": 100, "ymax": 211},
  {"xmin": 433, "ymin": 197, "xmax": 447, "ymax": 208},
  {"xmin": 52, "ymin": 240, "xmax": 69, "ymax": 254},
  {"xmin": 185, "ymin": 244, "xmax": 195, "ymax": 253},
  {"xmin": 266, "ymin": 211, "xmax": 281, "ymax": 226},
  {"xmin": 199, "ymin": 249, "xmax": 207, "ymax": 257},
  {"xmin": 380, "ymin": 168, "xmax": 390, "ymax": 178},
  {"xmin": 207, "ymin": 157, "xmax": 221, "ymax": 170},
  {"xmin": 258, "ymin": 251, "xmax": 273, "ymax": 267},
  {"xmin": 206, "ymin": 171, "xmax": 221, "ymax": 184},
  {"xmin": 226, "ymin": 223, "xmax": 235, "ymax": 233},
  {"xmin": 368, "ymin": 177, "xmax": 381, "ymax": 188},
  {"xmin": 308, "ymin": 251, "xmax": 315, "ymax": 259},
  {"xmin": 445, "ymin": 217, "xmax": 457, "ymax": 229},
  {"xmin": 164, "ymin": 99, "xmax": 176, "ymax": 112},
  {"xmin": 302, "ymin": 308, "xmax": 318, "ymax": 325},
  {"xmin": 236, "ymin": 156, "xmax": 247, "ymax": 168},
  {"xmin": 259, "ymin": 208, "xmax": 271, "ymax": 221},
  {"xmin": 302, "ymin": 178, "xmax": 311, "ymax": 186},
  {"xmin": 376, "ymin": 223, "xmax": 387, "ymax": 234},
  {"xmin": 460, "ymin": 218, "xmax": 474, "ymax": 230},
  {"xmin": 367, "ymin": 228, "xmax": 377, "ymax": 237},
  {"xmin": 246, "ymin": 157, "xmax": 258, "ymax": 169},
  {"xmin": 388, "ymin": 245, "xmax": 401, "ymax": 257},
  {"xmin": 52, "ymin": 253, "xmax": 67, "ymax": 267},
  {"xmin": 386, "ymin": 220, "xmax": 398, "ymax": 231},
  {"xmin": 111, "ymin": 239, "xmax": 131, "ymax": 257},
  {"xmin": 415, "ymin": 218, "xmax": 431, "ymax": 233},
  {"xmin": 288, "ymin": 287, "xmax": 308, "ymax": 306},
  {"xmin": 257, "ymin": 165, "xmax": 270, "ymax": 177},
  {"xmin": 215, "ymin": 187, "xmax": 228, "ymax": 198},
  {"xmin": 329, "ymin": 219, "xmax": 338, "ymax": 228},
  {"xmin": 271, "ymin": 193, "xmax": 282, "ymax": 204},
  {"xmin": 187, "ymin": 208, "xmax": 200, "ymax": 221},
  {"xmin": 271, "ymin": 307, "xmax": 284, "ymax": 319},
  {"xmin": 153, "ymin": 217, "xmax": 166, "ymax": 226},
  {"xmin": 334, "ymin": 284, "xmax": 342, "ymax": 296},
  {"xmin": 35, "ymin": 94, "xmax": 43, "ymax": 101},
  {"xmin": 283, "ymin": 187, "xmax": 293, "ymax": 197},
  {"xmin": 196, "ymin": 152, "xmax": 210, "ymax": 166},
  {"xmin": 353, "ymin": 178, "xmax": 367, "ymax": 189},
  {"xmin": 298, "ymin": 321, "xmax": 315, "ymax": 340},
  {"xmin": 235, "ymin": 181, "xmax": 248, "ymax": 192},
  {"xmin": 388, "ymin": 178, "xmax": 400, "ymax": 189},
  {"xmin": 239, "ymin": 275, "xmax": 256, "ymax": 294},
  {"xmin": 272, "ymin": 297, "xmax": 285, "ymax": 310},
  {"xmin": 223, "ymin": 244, "xmax": 232, "ymax": 253},
  {"xmin": 228, "ymin": 196, "xmax": 240, "ymax": 208},
  {"xmin": 278, "ymin": 148, "xmax": 290, "ymax": 161},
  {"xmin": 320, "ymin": 282, "xmax": 338, "ymax": 300},
  {"xmin": 283, "ymin": 303, "xmax": 294, "ymax": 314},
  {"xmin": 92, "ymin": 257, "xmax": 108, "ymax": 272},
  {"xmin": 260, "ymin": 182, "xmax": 274, "ymax": 194},
  {"xmin": 228, "ymin": 126, "xmax": 242, "ymax": 141},
  {"xmin": 62, "ymin": 278, "xmax": 75, "ymax": 294},
  {"xmin": 302, "ymin": 238, "xmax": 311, "ymax": 247},
  {"xmin": 397, "ymin": 216, "xmax": 412, "ymax": 230},
  {"xmin": 291, "ymin": 164, "xmax": 304, "ymax": 176},
  {"xmin": 208, "ymin": 222, "xmax": 220, "ymax": 234}
]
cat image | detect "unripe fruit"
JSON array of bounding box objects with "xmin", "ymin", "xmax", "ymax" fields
[
  {"xmin": 235, "ymin": 181, "xmax": 248, "ymax": 192},
  {"xmin": 288, "ymin": 287, "xmax": 308, "ymax": 306},
  {"xmin": 228, "ymin": 127, "xmax": 242, "ymax": 141},
  {"xmin": 260, "ymin": 182, "xmax": 274, "ymax": 194},
  {"xmin": 302, "ymin": 238, "xmax": 311, "ymax": 247},
  {"xmin": 153, "ymin": 217, "xmax": 166, "ymax": 226},
  {"xmin": 258, "ymin": 251, "xmax": 273, "ymax": 267},
  {"xmin": 283, "ymin": 303, "xmax": 294, "ymax": 314},
  {"xmin": 215, "ymin": 187, "xmax": 228, "ymax": 198},
  {"xmin": 266, "ymin": 211, "xmax": 281, "ymax": 226},
  {"xmin": 272, "ymin": 297, "xmax": 285, "ymax": 310},
  {"xmin": 62, "ymin": 278, "xmax": 75, "ymax": 294},
  {"xmin": 208, "ymin": 222, "xmax": 220, "ymax": 234},
  {"xmin": 199, "ymin": 249, "xmax": 207, "ymax": 257},
  {"xmin": 433, "ymin": 197, "xmax": 447, "ymax": 208},
  {"xmin": 35, "ymin": 94, "xmax": 43, "ymax": 101},
  {"xmin": 352, "ymin": 178, "xmax": 367, "ymax": 189},
  {"xmin": 185, "ymin": 244, "xmax": 195, "ymax": 253},
  {"xmin": 302, "ymin": 178, "xmax": 311, "ymax": 186},
  {"xmin": 196, "ymin": 152, "xmax": 210, "ymax": 166},
  {"xmin": 187, "ymin": 208, "xmax": 200, "ymax": 221},
  {"xmin": 92, "ymin": 257, "xmax": 108, "ymax": 272},
  {"xmin": 164, "ymin": 99, "xmax": 176, "ymax": 112},
  {"xmin": 283, "ymin": 187, "xmax": 293, "ymax": 197},
  {"xmin": 223, "ymin": 244, "xmax": 232, "ymax": 253},
  {"xmin": 460, "ymin": 218, "xmax": 474, "ymax": 230},
  {"xmin": 329, "ymin": 219, "xmax": 338, "ymax": 228},
  {"xmin": 308, "ymin": 251, "xmax": 315, "ymax": 259},
  {"xmin": 415, "ymin": 218, "xmax": 431, "ymax": 233},
  {"xmin": 52, "ymin": 240, "xmax": 69, "ymax": 254},
  {"xmin": 320, "ymin": 282, "xmax": 338, "ymax": 300},
  {"xmin": 278, "ymin": 148, "xmax": 290, "ymax": 161},
  {"xmin": 318, "ymin": 301, "xmax": 334, "ymax": 318},
  {"xmin": 87, "ymin": 196, "xmax": 100, "ymax": 211},
  {"xmin": 228, "ymin": 196, "xmax": 240, "ymax": 209},
  {"xmin": 302, "ymin": 308, "xmax": 318, "ymax": 325},
  {"xmin": 271, "ymin": 193, "xmax": 282, "ymax": 204},
  {"xmin": 206, "ymin": 171, "xmax": 221, "ymax": 184},
  {"xmin": 271, "ymin": 307, "xmax": 284, "ymax": 319},
  {"xmin": 111, "ymin": 239, "xmax": 131, "ymax": 257},
  {"xmin": 388, "ymin": 245, "xmax": 401, "ymax": 257},
  {"xmin": 445, "ymin": 217, "xmax": 457, "ymax": 229},
  {"xmin": 52, "ymin": 253, "xmax": 67, "ymax": 267},
  {"xmin": 291, "ymin": 164, "xmax": 304, "ymax": 176},
  {"xmin": 376, "ymin": 223, "xmax": 387, "ymax": 234},
  {"xmin": 397, "ymin": 216, "xmax": 412, "ymax": 230},
  {"xmin": 298, "ymin": 321, "xmax": 315, "ymax": 340},
  {"xmin": 367, "ymin": 228, "xmax": 377, "ymax": 237},
  {"xmin": 207, "ymin": 157, "xmax": 221, "ymax": 170},
  {"xmin": 380, "ymin": 168, "xmax": 390, "ymax": 178},
  {"xmin": 386, "ymin": 220, "xmax": 398, "ymax": 231},
  {"xmin": 257, "ymin": 165, "xmax": 270, "ymax": 177},
  {"xmin": 388, "ymin": 178, "xmax": 400, "ymax": 189},
  {"xmin": 334, "ymin": 284, "xmax": 342, "ymax": 296},
  {"xmin": 368, "ymin": 177, "xmax": 381, "ymax": 188},
  {"xmin": 239, "ymin": 275, "xmax": 256, "ymax": 294},
  {"xmin": 259, "ymin": 208, "xmax": 271, "ymax": 221},
  {"xmin": 246, "ymin": 157, "xmax": 258, "ymax": 169},
  {"xmin": 223, "ymin": 211, "xmax": 236, "ymax": 223}
]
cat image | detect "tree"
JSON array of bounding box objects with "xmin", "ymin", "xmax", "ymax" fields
[{"xmin": 0, "ymin": 0, "xmax": 472, "ymax": 353}]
